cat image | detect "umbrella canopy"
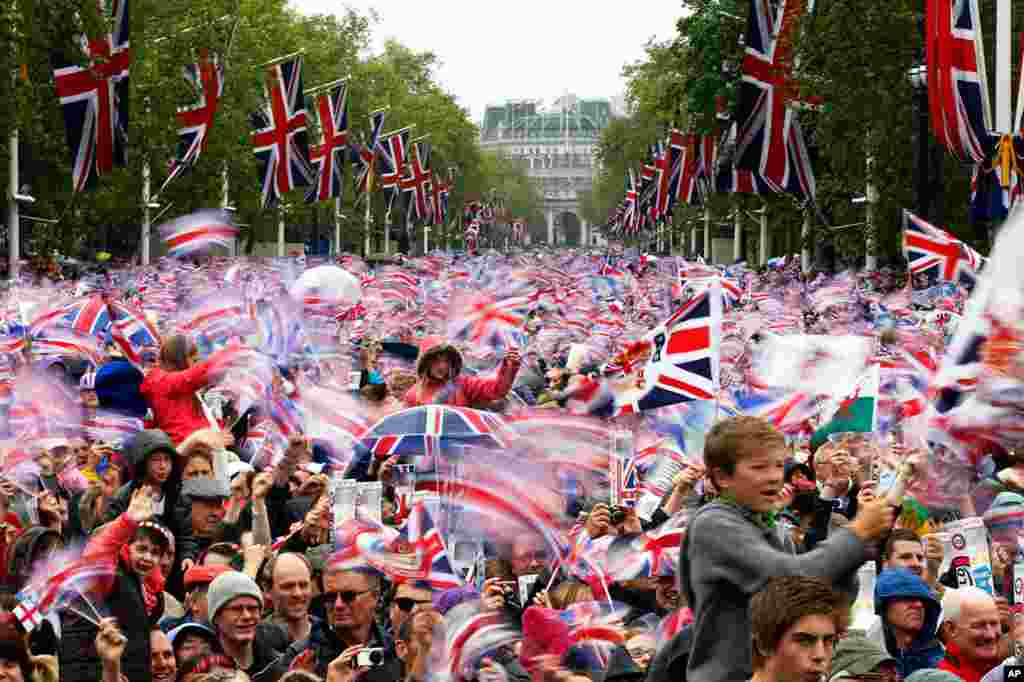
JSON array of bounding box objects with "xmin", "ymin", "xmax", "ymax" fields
[
  {"xmin": 289, "ymin": 265, "xmax": 362, "ymax": 308},
  {"xmin": 359, "ymin": 406, "xmax": 511, "ymax": 458}
]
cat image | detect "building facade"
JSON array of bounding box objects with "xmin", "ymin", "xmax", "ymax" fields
[{"xmin": 479, "ymin": 95, "xmax": 613, "ymax": 247}]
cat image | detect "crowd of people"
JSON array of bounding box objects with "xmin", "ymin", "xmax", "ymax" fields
[{"xmin": 0, "ymin": 246, "xmax": 1016, "ymax": 682}]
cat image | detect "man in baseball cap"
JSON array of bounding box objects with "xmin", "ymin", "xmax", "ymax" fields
[
  {"xmin": 207, "ymin": 571, "xmax": 283, "ymax": 682},
  {"xmin": 180, "ymin": 477, "xmax": 230, "ymax": 571}
]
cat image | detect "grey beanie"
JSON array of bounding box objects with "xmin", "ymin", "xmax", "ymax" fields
[
  {"xmin": 906, "ymin": 670, "xmax": 964, "ymax": 682},
  {"xmin": 206, "ymin": 570, "xmax": 263, "ymax": 626}
]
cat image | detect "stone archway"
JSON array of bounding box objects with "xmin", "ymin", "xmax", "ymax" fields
[{"xmin": 559, "ymin": 212, "xmax": 581, "ymax": 246}]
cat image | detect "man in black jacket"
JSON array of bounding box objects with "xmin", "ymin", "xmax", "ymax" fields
[
  {"xmin": 207, "ymin": 570, "xmax": 285, "ymax": 682},
  {"xmin": 282, "ymin": 567, "xmax": 401, "ymax": 682}
]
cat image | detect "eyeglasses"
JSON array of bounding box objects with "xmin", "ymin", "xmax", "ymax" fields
[
  {"xmin": 220, "ymin": 602, "xmax": 261, "ymax": 617},
  {"xmin": 324, "ymin": 589, "xmax": 373, "ymax": 605},
  {"xmin": 393, "ymin": 597, "xmax": 432, "ymax": 612}
]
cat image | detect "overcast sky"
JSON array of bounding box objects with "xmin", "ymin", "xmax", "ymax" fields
[{"xmin": 290, "ymin": 0, "xmax": 686, "ymax": 124}]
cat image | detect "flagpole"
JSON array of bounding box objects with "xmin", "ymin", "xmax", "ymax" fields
[
  {"xmin": 255, "ymin": 49, "xmax": 305, "ymax": 69},
  {"xmin": 364, "ymin": 192, "xmax": 372, "ymax": 257},
  {"xmin": 334, "ymin": 196, "xmax": 342, "ymax": 256},
  {"xmin": 277, "ymin": 206, "xmax": 285, "ymax": 257},
  {"xmin": 141, "ymin": 158, "xmax": 152, "ymax": 265},
  {"xmin": 7, "ymin": 122, "xmax": 18, "ymax": 281}
]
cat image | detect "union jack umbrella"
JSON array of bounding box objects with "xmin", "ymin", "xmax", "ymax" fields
[
  {"xmin": 52, "ymin": 0, "xmax": 130, "ymax": 192},
  {"xmin": 162, "ymin": 50, "xmax": 224, "ymax": 193},
  {"xmin": 357, "ymin": 406, "xmax": 511, "ymax": 460},
  {"xmin": 250, "ymin": 54, "xmax": 313, "ymax": 209},
  {"xmin": 734, "ymin": 0, "xmax": 818, "ymax": 200},
  {"xmin": 902, "ymin": 210, "xmax": 985, "ymax": 289},
  {"xmin": 306, "ymin": 81, "xmax": 349, "ymax": 203}
]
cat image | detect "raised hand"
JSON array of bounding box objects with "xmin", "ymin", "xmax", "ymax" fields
[{"xmin": 126, "ymin": 487, "xmax": 154, "ymax": 523}]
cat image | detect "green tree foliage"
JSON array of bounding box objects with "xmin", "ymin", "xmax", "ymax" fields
[
  {"xmin": 1, "ymin": 0, "xmax": 540, "ymax": 259},
  {"xmin": 591, "ymin": 0, "xmax": 1024, "ymax": 264}
]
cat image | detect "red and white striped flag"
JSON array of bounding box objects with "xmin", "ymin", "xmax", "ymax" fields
[{"xmin": 159, "ymin": 209, "xmax": 238, "ymax": 258}]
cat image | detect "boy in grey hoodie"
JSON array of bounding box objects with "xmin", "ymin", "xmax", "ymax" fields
[{"xmin": 680, "ymin": 416, "xmax": 897, "ymax": 682}]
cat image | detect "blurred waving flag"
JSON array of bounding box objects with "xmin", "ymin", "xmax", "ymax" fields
[{"xmin": 159, "ymin": 209, "xmax": 238, "ymax": 258}]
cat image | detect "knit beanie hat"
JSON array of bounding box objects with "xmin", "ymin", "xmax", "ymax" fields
[
  {"xmin": 207, "ymin": 570, "xmax": 263, "ymax": 626},
  {"xmin": 828, "ymin": 634, "xmax": 895, "ymax": 682},
  {"xmin": 982, "ymin": 491, "xmax": 1024, "ymax": 541}
]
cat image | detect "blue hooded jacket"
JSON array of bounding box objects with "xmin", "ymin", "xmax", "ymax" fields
[{"xmin": 874, "ymin": 568, "xmax": 945, "ymax": 679}]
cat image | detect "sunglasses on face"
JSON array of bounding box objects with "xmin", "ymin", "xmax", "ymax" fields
[
  {"xmin": 324, "ymin": 589, "xmax": 372, "ymax": 605},
  {"xmin": 393, "ymin": 597, "xmax": 432, "ymax": 612}
]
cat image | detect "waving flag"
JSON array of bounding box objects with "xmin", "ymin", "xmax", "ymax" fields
[
  {"xmin": 448, "ymin": 294, "xmax": 530, "ymax": 349},
  {"xmin": 902, "ymin": 210, "xmax": 985, "ymax": 288},
  {"xmin": 159, "ymin": 209, "xmax": 238, "ymax": 257},
  {"xmin": 306, "ymin": 80, "xmax": 348, "ymax": 203},
  {"xmin": 52, "ymin": 0, "xmax": 130, "ymax": 192},
  {"xmin": 250, "ymin": 54, "xmax": 313, "ymax": 209},
  {"xmin": 735, "ymin": 0, "xmax": 817, "ymax": 200},
  {"xmin": 162, "ymin": 50, "xmax": 224, "ymax": 193},
  {"xmin": 735, "ymin": 389, "xmax": 819, "ymax": 432},
  {"xmin": 613, "ymin": 283, "xmax": 722, "ymax": 415},
  {"xmin": 405, "ymin": 501, "xmax": 462, "ymax": 589}
]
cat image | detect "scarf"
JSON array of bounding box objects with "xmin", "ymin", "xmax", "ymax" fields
[{"xmin": 716, "ymin": 492, "xmax": 778, "ymax": 530}]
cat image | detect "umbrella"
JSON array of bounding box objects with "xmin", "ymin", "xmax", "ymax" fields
[
  {"xmin": 289, "ymin": 265, "xmax": 362, "ymax": 308},
  {"xmin": 345, "ymin": 406, "xmax": 512, "ymax": 480}
]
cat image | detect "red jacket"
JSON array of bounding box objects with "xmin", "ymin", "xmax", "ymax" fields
[
  {"xmin": 403, "ymin": 357, "xmax": 519, "ymax": 408},
  {"xmin": 938, "ymin": 641, "xmax": 996, "ymax": 682},
  {"xmin": 140, "ymin": 359, "xmax": 217, "ymax": 445}
]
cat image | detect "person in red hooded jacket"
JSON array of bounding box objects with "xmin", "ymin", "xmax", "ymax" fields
[
  {"xmin": 402, "ymin": 336, "xmax": 520, "ymax": 409},
  {"xmin": 141, "ymin": 335, "xmax": 233, "ymax": 446},
  {"xmin": 61, "ymin": 487, "xmax": 170, "ymax": 682}
]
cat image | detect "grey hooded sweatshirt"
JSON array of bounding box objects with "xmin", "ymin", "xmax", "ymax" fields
[{"xmin": 680, "ymin": 501, "xmax": 869, "ymax": 682}]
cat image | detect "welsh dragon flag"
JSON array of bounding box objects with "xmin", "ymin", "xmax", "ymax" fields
[{"xmin": 811, "ymin": 364, "xmax": 880, "ymax": 450}]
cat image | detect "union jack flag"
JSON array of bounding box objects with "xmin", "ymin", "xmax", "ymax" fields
[
  {"xmin": 713, "ymin": 124, "xmax": 774, "ymax": 194},
  {"xmin": 83, "ymin": 410, "xmax": 144, "ymax": 444},
  {"xmin": 902, "ymin": 210, "xmax": 985, "ymax": 288},
  {"xmin": 306, "ymin": 81, "xmax": 349, "ymax": 203},
  {"xmin": 250, "ymin": 54, "xmax": 313, "ymax": 209},
  {"xmin": 376, "ymin": 127, "xmax": 411, "ymax": 196},
  {"xmin": 62, "ymin": 295, "xmax": 112, "ymax": 339},
  {"xmin": 52, "ymin": 0, "xmax": 130, "ymax": 193},
  {"xmin": 445, "ymin": 604, "xmax": 519, "ymax": 682},
  {"xmin": 162, "ymin": 50, "xmax": 224, "ymax": 193},
  {"xmin": 448, "ymin": 293, "xmax": 529, "ymax": 349},
  {"xmin": 926, "ymin": 0, "xmax": 992, "ymax": 163},
  {"xmin": 109, "ymin": 308, "xmax": 160, "ymax": 366},
  {"xmin": 404, "ymin": 501, "xmax": 462, "ymax": 589},
  {"xmin": 735, "ymin": 0, "xmax": 817, "ymax": 200},
  {"xmin": 402, "ymin": 142, "xmax": 433, "ymax": 224},
  {"xmin": 614, "ymin": 282, "xmax": 722, "ymax": 415},
  {"xmin": 734, "ymin": 388, "xmax": 818, "ymax": 432},
  {"xmin": 351, "ymin": 109, "xmax": 387, "ymax": 198}
]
